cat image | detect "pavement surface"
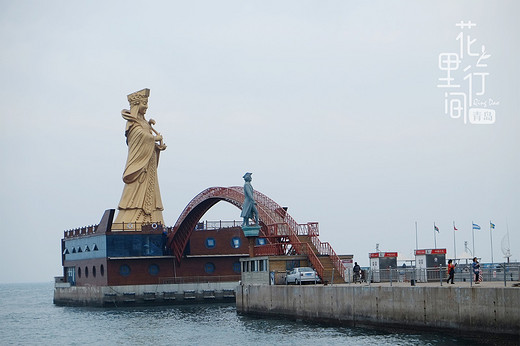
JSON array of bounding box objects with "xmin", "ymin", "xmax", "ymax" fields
[{"xmin": 332, "ymin": 280, "xmax": 520, "ymax": 288}]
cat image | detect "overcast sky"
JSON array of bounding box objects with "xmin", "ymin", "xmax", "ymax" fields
[{"xmin": 1, "ymin": 1, "xmax": 518, "ymax": 283}]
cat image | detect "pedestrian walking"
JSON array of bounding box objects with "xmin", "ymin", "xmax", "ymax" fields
[{"xmin": 447, "ymin": 259, "xmax": 456, "ymax": 284}]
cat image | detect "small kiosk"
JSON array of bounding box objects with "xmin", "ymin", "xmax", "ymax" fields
[
  {"xmin": 414, "ymin": 248, "xmax": 446, "ymax": 282},
  {"xmin": 340, "ymin": 256, "xmax": 354, "ymax": 282},
  {"xmin": 369, "ymin": 252, "xmax": 398, "ymax": 282}
]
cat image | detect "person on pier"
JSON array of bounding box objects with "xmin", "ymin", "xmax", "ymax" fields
[
  {"xmin": 472, "ymin": 257, "xmax": 481, "ymax": 284},
  {"xmin": 447, "ymin": 259, "xmax": 456, "ymax": 284}
]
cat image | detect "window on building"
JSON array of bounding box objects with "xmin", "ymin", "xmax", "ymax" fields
[
  {"xmin": 67, "ymin": 267, "xmax": 75, "ymax": 285},
  {"xmin": 205, "ymin": 237, "xmax": 216, "ymax": 249},
  {"xmin": 119, "ymin": 264, "xmax": 131, "ymax": 277},
  {"xmin": 93, "ymin": 244, "xmax": 99, "ymax": 251},
  {"xmin": 256, "ymin": 238, "xmax": 266, "ymax": 246},
  {"xmin": 231, "ymin": 237, "xmax": 241, "ymax": 249},
  {"xmin": 251, "ymin": 261, "xmax": 256, "ymax": 272},
  {"xmin": 233, "ymin": 262, "xmax": 241, "ymax": 273},
  {"xmin": 92, "ymin": 266, "xmax": 96, "ymax": 277},
  {"xmin": 85, "ymin": 266, "xmax": 89, "ymax": 278},
  {"xmin": 148, "ymin": 264, "xmax": 159, "ymax": 276},
  {"xmin": 100, "ymin": 264, "xmax": 104, "ymax": 276},
  {"xmin": 84, "ymin": 245, "xmax": 90, "ymax": 252},
  {"xmin": 78, "ymin": 267, "xmax": 81, "ymax": 278},
  {"xmin": 205, "ymin": 262, "xmax": 215, "ymax": 274},
  {"xmin": 259, "ymin": 260, "xmax": 265, "ymax": 272}
]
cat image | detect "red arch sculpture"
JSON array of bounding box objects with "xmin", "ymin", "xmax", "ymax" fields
[
  {"xmin": 167, "ymin": 186, "xmax": 346, "ymax": 281},
  {"xmin": 168, "ymin": 186, "xmax": 285, "ymax": 260}
]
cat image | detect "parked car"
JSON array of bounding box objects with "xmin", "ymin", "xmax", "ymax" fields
[{"xmin": 286, "ymin": 267, "xmax": 321, "ymax": 284}]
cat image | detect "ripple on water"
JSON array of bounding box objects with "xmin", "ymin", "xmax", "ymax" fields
[{"xmin": 0, "ymin": 283, "xmax": 514, "ymax": 346}]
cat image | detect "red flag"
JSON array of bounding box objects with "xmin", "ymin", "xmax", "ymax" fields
[{"xmin": 453, "ymin": 222, "xmax": 458, "ymax": 231}]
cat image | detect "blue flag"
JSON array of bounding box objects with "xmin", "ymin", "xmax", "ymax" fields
[
  {"xmin": 472, "ymin": 223, "xmax": 481, "ymax": 230},
  {"xmin": 490, "ymin": 221, "xmax": 495, "ymax": 230}
]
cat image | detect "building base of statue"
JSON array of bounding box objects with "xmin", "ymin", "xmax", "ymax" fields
[{"xmin": 242, "ymin": 225, "xmax": 261, "ymax": 237}]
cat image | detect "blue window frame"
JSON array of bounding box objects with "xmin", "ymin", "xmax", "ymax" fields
[
  {"xmin": 205, "ymin": 262, "xmax": 215, "ymax": 274},
  {"xmin": 231, "ymin": 237, "xmax": 241, "ymax": 249},
  {"xmin": 205, "ymin": 237, "xmax": 216, "ymax": 249},
  {"xmin": 119, "ymin": 264, "xmax": 131, "ymax": 277},
  {"xmin": 233, "ymin": 262, "xmax": 241, "ymax": 273},
  {"xmin": 148, "ymin": 264, "xmax": 159, "ymax": 276},
  {"xmin": 256, "ymin": 238, "xmax": 266, "ymax": 246}
]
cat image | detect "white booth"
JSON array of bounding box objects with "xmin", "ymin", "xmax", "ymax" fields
[
  {"xmin": 414, "ymin": 248, "xmax": 446, "ymax": 282},
  {"xmin": 369, "ymin": 252, "xmax": 398, "ymax": 282}
]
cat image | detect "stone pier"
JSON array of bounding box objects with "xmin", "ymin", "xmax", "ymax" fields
[{"xmin": 236, "ymin": 282, "xmax": 520, "ymax": 339}]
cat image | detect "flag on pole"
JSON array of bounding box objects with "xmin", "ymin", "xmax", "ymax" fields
[
  {"xmin": 453, "ymin": 223, "xmax": 458, "ymax": 231},
  {"xmin": 434, "ymin": 223, "xmax": 439, "ymax": 233},
  {"xmin": 490, "ymin": 221, "xmax": 495, "ymax": 230},
  {"xmin": 472, "ymin": 223, "xmax": 481, "ymax": 230}
]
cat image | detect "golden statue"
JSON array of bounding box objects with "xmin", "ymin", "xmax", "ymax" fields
[{"xmin": 114, "ymin": 89, "xmax": 166, "ymax": 228}]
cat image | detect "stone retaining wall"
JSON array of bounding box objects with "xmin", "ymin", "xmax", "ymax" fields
[
  {"xmin": 236, "ymin": 284, "xmax": 520, "ymax": 337},
  {"xmin": 54, "ymin": 282, "xmax": 238, "ymax": 307}
]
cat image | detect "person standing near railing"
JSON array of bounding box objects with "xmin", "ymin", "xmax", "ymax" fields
[
  {"xmin": 447, "ymin": 259, "xmax": 456, "ymax": 284},
  {"xmin": 472, "ymin": 257, "xmax": 481, "ymax": 284},
  {"xmin": 353, "ymin": 262, "xmax": 361, "ymax": 283}
]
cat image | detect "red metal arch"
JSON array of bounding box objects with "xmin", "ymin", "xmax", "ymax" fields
[
  {"xmin": 168, "ymin": 186, "xmax": 346, "ymax": 282},
  {"xmin": 167, "ymin": 186, "xmax": 288, "ymax": 261}
]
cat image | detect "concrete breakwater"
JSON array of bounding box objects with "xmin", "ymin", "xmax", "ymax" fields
[
  {"xmin": 236, "ymin": 283, "xmax": 520, "ymax": 338},
  {"xmin": 54, "ymin": 282, "xmax": 237, "ymax": 307}
]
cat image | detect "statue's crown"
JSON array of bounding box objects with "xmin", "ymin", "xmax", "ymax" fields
[{"xmin": 127, "ymin": 88, "xmax": 150, "ymax": 106}]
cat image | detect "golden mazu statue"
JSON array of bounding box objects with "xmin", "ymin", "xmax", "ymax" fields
[{"xmin": 114, "ymin": 89, "xmax": 167, "ymax": 229}]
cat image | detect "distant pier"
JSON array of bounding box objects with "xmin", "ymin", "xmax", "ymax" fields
[
  {"xmin": 236, "ymin": 282, "xmax": 520, "ymax": 339},
  {"xmin": 54, "ymin": 281, "xmax": 237, "ymax": 307}
]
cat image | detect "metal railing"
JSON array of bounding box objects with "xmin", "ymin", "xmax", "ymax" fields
[
  {"xmin": 292, "ymin": 242, "xmax": 325, "ymax": 280},
  {"xmin": 168, "ymin": 186, "xmax": 344, "ymax": 281},
  {"xmin": 309, "ymin": 235, "xmax": 346, "ymax": 280},
  {"xmin": 263, "ymin": 222, "xmax": 344, "ymax": 281},
  {"xmin": 64, "ymin": 225, "xmax": 98, "ymax": 238},
  {"xmin": 362, "ymin": 264, "xmax": 520, "ymax": 287},
  {"xmin": 254, "ymin": 243, "xmax": 285, "ymax": 256},
  {"xmin": 196, "ymin": 220, "xmax": 242, "ymax": 230}
]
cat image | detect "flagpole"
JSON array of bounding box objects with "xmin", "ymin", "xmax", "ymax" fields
[
  {"xmin": 434, "ymin": 223, "xmax": 437, "ymax": 249},
  {"xmin": 453, "ymin": 221, "xmax": 457, "ymax": 261},
  {"xmin": 472, "ymin": 221, "xmax": 475, "ymax": 257},
  {"xmin": 415, "ymin": 221, "xmax": 418, "ymax": 250},
  {"xmin": 490, "ymin": 221, "xmax": 494, "ymax": 264},
  {"xmin": 506, "ymin": 220, "xmax": 510, "ymax": 264}
]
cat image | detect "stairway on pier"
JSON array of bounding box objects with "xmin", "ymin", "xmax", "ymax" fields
[{"xmin": 297, "ymin": 235, "xmax": 344, "ymax": 284}]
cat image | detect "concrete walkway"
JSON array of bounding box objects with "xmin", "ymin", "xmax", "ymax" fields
[{"xmin": 329, "ymin": 280, "xmax": 520, "ymax": 288}]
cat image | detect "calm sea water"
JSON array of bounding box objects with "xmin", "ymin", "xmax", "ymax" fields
[{"xmin": 0, "ymin": 282, "xmax": 509, "ymax": 345}]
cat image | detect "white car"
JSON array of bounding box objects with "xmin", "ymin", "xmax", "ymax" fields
[{"xmin": 285, "ymin": 267, "xmax": 321, "ymax": 285}]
